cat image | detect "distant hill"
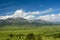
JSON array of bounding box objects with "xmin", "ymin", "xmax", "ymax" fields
[{"xmin": 0, "ymin": 17, "xmax": 58, "ymax": 27}]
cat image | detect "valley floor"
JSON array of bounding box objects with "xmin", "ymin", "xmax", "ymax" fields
[{"xmin": 0, "ymin": 25, "xmax": 60, "ymax": 40}]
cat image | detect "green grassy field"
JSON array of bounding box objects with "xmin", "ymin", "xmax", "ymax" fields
[{"xmin": 0, "ymin": 25, "xmax": 60, "ymax": 40}]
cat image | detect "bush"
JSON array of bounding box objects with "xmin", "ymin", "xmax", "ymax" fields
[
  {"xmin": 25, "ymin": 33, "xmax": 35, "ymax": 40},
  {"xmin": 37, "ymin": 33, "xmax": 42, "ymax": 40},
  {"xmin": 9, "ymin": 33, "xmax": 13, "ymax": 38},
  {"xmin": 7, "ymin": 38, "xmax": 10, "ymax": 40},
  {"xmin": 52, "ymin": 33, "xmax": 60, "ymax": 39}
]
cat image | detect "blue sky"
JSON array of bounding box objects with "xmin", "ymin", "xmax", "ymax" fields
[
  {"xmin": 0, "ymin": 0, "xmax": 60, "ymax": 15},
  {"xmin": 0, "ymin": 0, "xmax": 60, "ymax": 21}
]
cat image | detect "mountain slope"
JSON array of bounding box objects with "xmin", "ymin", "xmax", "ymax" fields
[
  {"xmin": 0, "ymin": 17, "xmax": 30, "ymax": 26},
  {"xmin": 0, "ymin": 17, "xmax": 54, "ymax": 27}
]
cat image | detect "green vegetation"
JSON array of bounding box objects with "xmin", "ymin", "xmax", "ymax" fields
[{"xmin": 0, "ymin": 25, "xmax": 60, "ymax": 40}]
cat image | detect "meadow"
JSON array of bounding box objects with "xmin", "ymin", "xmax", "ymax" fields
[{"xmin": 0, "ymin": 25, "xmax": 60, "ymax": 40}]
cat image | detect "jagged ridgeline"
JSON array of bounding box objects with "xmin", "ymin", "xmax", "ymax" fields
[{"xmin": 0, "ymin": 17, "xmax": 56, "ymax": 27}]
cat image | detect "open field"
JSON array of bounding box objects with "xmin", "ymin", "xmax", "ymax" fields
[{"xmin": 0, "ymin": 25, "xmax": 60, "ymax": 40}]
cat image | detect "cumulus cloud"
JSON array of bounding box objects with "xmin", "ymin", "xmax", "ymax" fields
[
  {"xmin": 0, "ymin": 8, "xmax": 60, "ymax": 22},
  {"xmin": 0, "ymin": 15, "xmax": 13, "ymax": 20},
  {"xmin": 37, "ymin": 13, "xmax": 60, "ymax": 22},
  {"xmin": 0, "ymin": 9, "xmax": 28, "ymax": 20},
  {"xmin": 24, "ymin": 15, "xmax": 35, "ymax": 20},
  {"xmin": 12, "ymin": 9, "xmax": 28, "ymax": 18}
]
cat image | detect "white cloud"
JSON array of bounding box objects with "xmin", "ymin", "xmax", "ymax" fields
[
  {"xmin": 30, "ymin": 11, "xmax": 40, "ymax": 14},
  {"xmin": 0, "ymin": 15, "xmax": 13, "ymax": 20},
  {"xmin": 24, "ymin": 15, "xmax": 35, "ymax": 20},
  {"xmin": 0, "ymin": 9, "xmax": 28, "ymax": 20},
  {"xmin": 37, "ymin": 13, "xmax": 60, "ymax": 22},
  {"xmin": 12, "ymin": 9, "xmax": 28, "ymax": 18},
  {"xmin": 0, "ymin": 8, "xmax": 60, "ymax": 22},
  {"xmin": 28, "ymin": 8, "xmax": 54, "ymax": 15},
  {"xmin": 39, "ymin": 8, "xmax": 53, "ymax": 14}
]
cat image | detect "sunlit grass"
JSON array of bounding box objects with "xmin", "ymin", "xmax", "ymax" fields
[{"xmin": 0, "ymin": 25, "xmax": 60, "ymax": 40}]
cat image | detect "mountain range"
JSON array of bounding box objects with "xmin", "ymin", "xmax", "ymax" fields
[{"xmin": 0, "ymin": 17, "xmax": 57, "ymax": 27}]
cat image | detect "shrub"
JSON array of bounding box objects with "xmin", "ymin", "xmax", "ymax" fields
[
  {"xmin": 37, "ymin": 33, "xmax": 42, "ymax": 40},
  {"xmin": 25, "ymin": 33, "xmax": 35, "ymax": 40},
  {"xmin": 52, "ymin": 33, "xmax": 60, "ymax": 39},
  {"xmin": 9, "ymin": 33, "xmax": 13, "ymax": 38},
  {"xmin": 7, "ymin": 38, "xmax": 10, "ymax": 40}
]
